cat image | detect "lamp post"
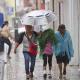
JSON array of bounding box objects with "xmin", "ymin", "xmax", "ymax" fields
[{"xmin": 14, "ymin": 0, "xmax": 19, "ymax": 41}]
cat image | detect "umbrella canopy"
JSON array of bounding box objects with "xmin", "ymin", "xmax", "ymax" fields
[{"xmin": 21, "ymin": 10, "xmax": 56, "ymax": 26}]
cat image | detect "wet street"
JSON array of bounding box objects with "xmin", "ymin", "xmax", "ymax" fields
[
  {"xmin": 0, "ymin": 0, "xmax": 80, "ymax": 80},
  {"xmin": 0, "ymin": 45, "xmax": 80, "ymax": 80}
]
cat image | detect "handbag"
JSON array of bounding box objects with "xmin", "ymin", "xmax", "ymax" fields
[
  {"xmin": 25, "ymin": 33, "xmax": 37, "ymax": 55},
  {"xmin": 29, "ymin": 42, "xmax": 37, "ymax": 55}
]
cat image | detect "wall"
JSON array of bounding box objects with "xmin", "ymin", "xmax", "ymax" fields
[
  {"xmin": 54, "ymin": 0, "xmax": 79, "ymax": 65},
  {"xmin": 67, "ymin": 0, "xmax": 79, "ymax": 65},
  {"xmin": 77, "ymin": 0, "xmax": 80, "ymax": 65}
]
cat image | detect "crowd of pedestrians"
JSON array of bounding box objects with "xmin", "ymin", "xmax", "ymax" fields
[{"xmin": 0, "ymin": 21, "xmax": 74, "ymax": 80}]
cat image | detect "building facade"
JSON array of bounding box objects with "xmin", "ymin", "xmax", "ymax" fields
[
  {"xmin": 14, "ymin": 0, "xmax": 80, "ymax": 65},
  {"xmin": 48, "ymin": 0, "xmax": 80, "ymax": 65}
]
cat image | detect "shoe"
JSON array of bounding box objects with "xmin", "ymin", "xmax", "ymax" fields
[
  {"xmin": 4, "ymin": 62, "xmax": 7, "ymax": 64},
  {"xmin": 63, "ymin": 70, "xmax": 67, "ymax": 79},
  {"xmin": 7, "ymin": 55, "xmax": 11, "ymax": 59},
  {"xmin": 63, "ymin": 70, "xmax": 66, "ymax": 75},
  {"xmin": 43, "ymin": 70, "xmax": 47, "ymax": 78},
  {"xmin": 26, "ymin": 74, "xmax": 29, "ymax": 79},
  {"xmin": 48, "ymin": 70, "xmax": 52, "ymax": 79},
  {"xmin": 43, "ymin": 73, "xmax": 47, "ymax": 78},
  {"xmin": 29, "ymin": 72, "xmax": 33, "ymax": 78},
  {"xmin": 59, "ymin": 74, "xmax": 62, "ymax": 79},
  {"xmin": 48, "ymin": 74, "xmax": 52, "ymax": 79}
]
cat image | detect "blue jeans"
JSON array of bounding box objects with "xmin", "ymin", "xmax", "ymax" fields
[{"xmin": 23, "ymin": 51, "xmax": 36, "ymax": 74}]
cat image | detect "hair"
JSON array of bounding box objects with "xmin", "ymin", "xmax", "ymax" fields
[
  {"xmin": 58, "ymin": 24, "xmax": 65, "ymax": 31},
  {"xmin": 1, "ymin": 21, "xmax": 8, "ymax": 28}
]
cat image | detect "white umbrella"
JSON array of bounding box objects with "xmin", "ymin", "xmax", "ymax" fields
[{"xmin": 21, "ymin": 10, "xmax": 56, "ymax": 26}]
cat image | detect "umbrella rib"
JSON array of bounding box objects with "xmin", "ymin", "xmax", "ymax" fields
[
  {"xmin": 36, "ymin": 15, "xmax": 43, "ymax": 17},
  {"xmin": 28, "ymin": 15, "xmax": 44, "ymax": 17},
  {"xmin": 28, "ymin": 16, "xmax": 33, "ymax": 17},
  {"xmin": 46, "ymin": 13, "xmax": 50, "ymax": 16}
]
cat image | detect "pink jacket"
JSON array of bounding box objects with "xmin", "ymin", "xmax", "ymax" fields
[{"xmin": 43, "ymin": 41, "xmax": 53, "ymax": 55}]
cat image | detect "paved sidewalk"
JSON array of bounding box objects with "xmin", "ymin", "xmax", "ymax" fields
[
  {"xmin": 1, "ymin": 44, "xmax": 80, "ymax": 80},
  {"xmin": 0, "ymin": 60, "xmax": 4, "ymax": 80}
]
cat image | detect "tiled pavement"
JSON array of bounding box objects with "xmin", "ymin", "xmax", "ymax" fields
[{"xmin": 0, "ymin": 44, "xmax": 80, "ymax": 80}]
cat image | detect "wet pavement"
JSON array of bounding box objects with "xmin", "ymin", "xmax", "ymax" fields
[
  {"xmin": 0, "ymin": 44, "xmax": 80, "ymax": 80},
  {"xmin": 0, "ymin": 60, "xmax": 4, "ymax": 80}
]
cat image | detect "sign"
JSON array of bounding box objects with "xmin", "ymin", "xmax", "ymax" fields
[
  {"xmin": 5, "ymin": 0, "xmax": 15, "ymax": 17},
  {"xmin": 6, "ymin": 6, "xmax": 14, "ymax": 15},
  {"xmin": 0, "ymin": 13, "xmax": 4, "ymax": 27}
]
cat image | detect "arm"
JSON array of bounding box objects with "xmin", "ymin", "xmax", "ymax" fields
[
  {"xmin": 14, "ymin": 42, "xmax": 20, "ymax": 53},
  {"xmin": 68, "ymin": 36, "xmax": 74, "ymax": 57},
  {"xmin": 14, "ymin": 32, "xmax": 25, "ymax": 53},
  {"xmin": 68, "ymin": 32, "xmax": 74, "ymax": 57}
]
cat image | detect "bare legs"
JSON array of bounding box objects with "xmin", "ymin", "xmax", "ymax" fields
[{"xmin": 58, "ymin": 63, "xmax": 67, "ymax": 79}]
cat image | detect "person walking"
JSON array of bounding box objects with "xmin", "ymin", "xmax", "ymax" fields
[
  {"xmin": 14, "ymin": 25, "xmax": 38, "ymax": 79},
  {"xmin": 38, "ymin": 29, "xmax": 57, "ymax": 78},
  {"xmin": 0, "ymin": 21, "xmax": 14, "ymax": 59},
  {"xmin": 55, "ymin": 24, "xmax": 74, "ymax": 79},
  {"xmin": 42, "ymin": 40, "xmax": 53, "ymax": 78}
]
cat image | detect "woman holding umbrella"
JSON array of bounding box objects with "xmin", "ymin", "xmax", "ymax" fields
[
  {"xmin": 18, "ymin": 9, "xmax": 57, "ymax": 79},
  {"xmin": 14, "ymin": 25, "xmax": 38, "ymax": 79}
]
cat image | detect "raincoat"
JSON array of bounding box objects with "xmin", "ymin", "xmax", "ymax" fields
[{"xmin": 54, "ymin": 31, "xmax": 74, "ymax": 61}]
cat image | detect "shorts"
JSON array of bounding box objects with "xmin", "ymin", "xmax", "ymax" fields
[{"xmin": 56, "ymin": 52, "xmax": 69, "ymax": 64}]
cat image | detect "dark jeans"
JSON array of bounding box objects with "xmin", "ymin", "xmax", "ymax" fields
[
  {"xmin": 1, "ymin": 36, "xmax": 12, "ymax": 56},
  {"xmin": 23, "ymin": 51, "xmax": 36, "ymax": 74},
  {"xmin": 43, "ymin": 54, "xmax": 53, "ymax": 70}
]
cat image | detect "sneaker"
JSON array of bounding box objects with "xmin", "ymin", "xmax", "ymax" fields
[
  {"xmin": 29, "ymin": 72, "xmax": 33, "ymax": 78},
  {"xmin": 43, "ymin": 70, "xmax": 47, "ymax": 78},
  {"xmin": 26, "ymin": 74, "xmax": 29, "ymax": 79},
  {"xmin": 48, "ymin": 74, "xmax": 52, "ymax": 79},
  {"xmin": 48, "ymin": 71, "xmax": 52, "ymax": 79}
]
